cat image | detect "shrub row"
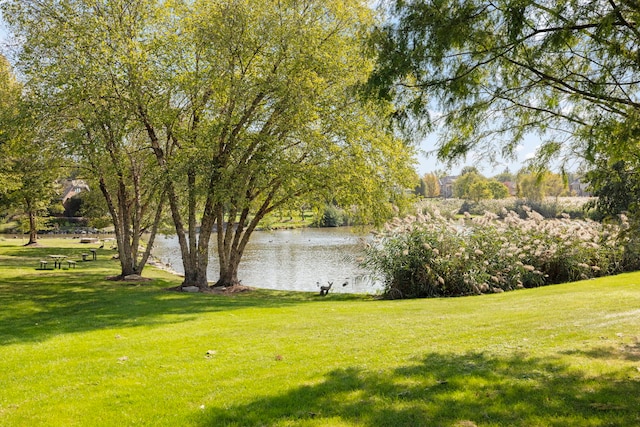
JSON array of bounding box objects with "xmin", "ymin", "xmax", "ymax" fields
[{"xmin": 363, "ymin": 208, "xmax": 632, "ymax": 299}]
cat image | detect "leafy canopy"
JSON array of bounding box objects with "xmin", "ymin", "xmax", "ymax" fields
[
  {"xmin": 368, "ymin": 0, "xmax": 640, "ymax": 167},
  {"xmin": 3, "ymin": 0, "xmax": 417, "ymax": 285}
]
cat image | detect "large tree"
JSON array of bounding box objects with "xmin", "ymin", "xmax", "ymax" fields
[
  {"xmin": 5, "ymin": 0, "xmax": 415, "ymax": 288},
  {"xmin": 423, "ymin": 173, "xmax": 441, "ymax": 197},
  {"xmin": 586, "ymin": 158, "xmax": 640, "ymax": 219},
  {"xmin": 71, "ymin": 113, "xmax": 166, "ymax": 279},
  {"xmin": 0, "ymin": 55, "xmax": 19, "ymax": 148},
  {"xmin": 3, "ymin": 1, "xmax": 167, "ymax": 273},
  {"xmin": 367, "ymin": 0, "xmax": 640, "ymax": 168},
  {"xmin": 0, "ymin": 55, "xmax": 61, "ymax": 245},
  {"xmin": 517, "ymin": 170, "xmax": 568, "ymax": 202},
  {"xmin": 200, "ymin": 0, "xmax": 415, "ymax": 286},
  {"xmin": 0, "ymin": 54, "xmax": 20, "ymax": 195}
]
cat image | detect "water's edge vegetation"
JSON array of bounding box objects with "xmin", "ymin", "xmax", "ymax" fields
[{"xmin": 365, "ymin": 198, "xmax": 637, "ymax": 299}]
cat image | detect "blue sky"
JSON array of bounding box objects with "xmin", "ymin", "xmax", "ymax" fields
[
  {"xmin": 416, "ymin": 134, "xmax": 542, "ymax": 177},
  {"xmin": 0, "ymin": 8, "xmax": 9, "ymax": 59}
]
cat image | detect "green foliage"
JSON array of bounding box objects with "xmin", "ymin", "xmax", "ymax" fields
[
  {"xmin": 584, "ymin": 158, "xmax": 640, "ymax": 270},
  {"xmin": 454, "ymin": 172, "xmax": 509, "ymax": 201},
  {"xmin": 453, "ymin": 172, "xmax": 482, "ymax": 199},
  {"xmin": 364, "ymin": 209, "xmax": 627, "ymax": 299},
  {"xmin": 414, "ymin": 173, "xmax": 442, "ymax": 198},
  {"xmin": 63, "ymin": 195, "xmax": 83, "ymax": 218},
  {"xmin": 314, "ymin": 204, "xmax": 349, "ymax": 227},
  {"xmin": 75, "ymin": 189, "xmax": 112, "ymax": 230},
  {"xmin": 460, "ymin": 166, "xmax": 479, "ymax": 176},
  {"xmin": 585, "ymin": 159, "xmax": 640, "ymax": 220},
  {"xmin": 0, "ymin": 57, "xmax": 63, "ymax": 243},
  {"xmin": 422, "ymin": 196, "xmax": 591, "ymax": 220},
  {"xmin": 487, "ymin": 180, "xmax": 509, "ymax": 199},
  {"xmin": 422, "ymin": 173, "xmax": 440, "ymax": 197},
  {"xmin": 510, "ymin": 199, "xmax": 561, "ymax": 220},
  {"xmin": 3, "ymin": 0, "xmax": 416, "ymax": 285},
  {"xmin": 517, "ymin": 173, "xmax": 545, "ymax": 202},
  {"xmin": 493, "ymin": 168, "xmax": 515, "ymax": 183},
  {"xmin": 413, "ymin": 175, "xmax": 426, "ymax": 197},
  {"xmin": 456, "ymin": 200, "xmax": 482, "ymax": 216},
  {"xmin": 467, "ymin": 180, "xmax": 491, "ymax": 202},
  {"xmin": 367, "ymin": 0, "xmax": 640, "ymax": 168},
  {"xmin": 517, "ymin": 171, "xmax": 568, "ymax": 202},
  {"xmin": 0, "ymin": 54, "xmax": 21, "ymax": 152}
]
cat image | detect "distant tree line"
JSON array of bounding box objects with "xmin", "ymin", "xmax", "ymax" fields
[{"xmin": 413, "ymin": 167, "xmax": 574, "ymax": 203}]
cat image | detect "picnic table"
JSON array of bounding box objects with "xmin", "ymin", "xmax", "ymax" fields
[{"xmin": 48, "ymin": 254, "xmax": 67, "ymax": 269}]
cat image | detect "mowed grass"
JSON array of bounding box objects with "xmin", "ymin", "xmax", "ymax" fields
[{"xmin": 1, "ymin": 238, "xmax": 639, "ymax": 426}]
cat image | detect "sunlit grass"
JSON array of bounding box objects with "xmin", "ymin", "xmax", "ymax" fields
[{"xmin": 1, "ymin": 238, "xmax": 639, "ymax": 426}]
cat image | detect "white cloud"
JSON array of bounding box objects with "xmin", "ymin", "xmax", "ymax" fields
[{"xmin": 524, "ymin": 144, "xmax": 541, "ymax": 160}]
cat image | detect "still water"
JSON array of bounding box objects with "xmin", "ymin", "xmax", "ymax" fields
[{"xmin": 151, "ymin": 227, "xmax": 382, "ymax": 294}]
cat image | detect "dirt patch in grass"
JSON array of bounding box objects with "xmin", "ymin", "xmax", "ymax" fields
[
  {"xmin": 106, "ymin": 275, "xmax": 153, "ymax": 282},
  {"xmin": 205, "ymin": 284, "xmax": 255, "ymax": 295},
  {"xmin": 622, "ymin": 339, "xmax": 640, "ymax": 360},
  {"xmin": 163, "ymin": 284, "xmax": 255, "ymax": 295}
]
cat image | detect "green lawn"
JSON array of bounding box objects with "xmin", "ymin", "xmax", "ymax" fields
[{"xmin": 1, "ymin": 238, "xmax": 639, "ymax": 426}]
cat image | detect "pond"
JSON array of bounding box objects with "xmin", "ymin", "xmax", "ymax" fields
[{"xmin": 150, "ymin": 227, "xmax": 382, "ymax": 294}]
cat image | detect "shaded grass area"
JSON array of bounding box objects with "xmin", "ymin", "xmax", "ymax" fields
[
  {"xmin": 203, "ymin": 351, "xmax": 640, "ymax": 426},
  {"xmin": 0, "ymin": 238, "xmax": 351, "ymax": 345},
  {"xmin": 1, "ymin": 238, "xmax": 639, "ymax": 426}
]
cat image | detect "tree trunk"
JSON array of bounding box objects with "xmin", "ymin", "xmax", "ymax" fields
[
  {"xmin": 215, "ymin": 199, "xmax": 271, "ymax": 287},
  {"xmin": 118, "ymin": 246, "xmax": 137, "ymax": 277},
  {"xmin": 216, "ymin": 250, "xmax": 241, "ymax": 287},
  {"xmin": 27, "ymin": 208, "xmax": 38, "ymax": 245},
  {"xmin": 140, "ymin": 114, "xmax": 208, "ymax": 289},
  {"xmin": 97, "ymin": 170, "xmax": 163, "ymax": 279},
  {"xmin": 134, "ymin": 195, "xmax": 165, "ymax": 276},
  {"xmin": 99, "ymin": 176, "xmax": 132, "ymax": 278},
  {"xmin": 162, "ymin": 174, "xmax": 214, "ymax": 290},
  {"xmin": 189, "ymin": 203, "xmax": 216, "ymax": 289},
  {"xmin": 215, "ymin": 204, "xmax": 242, "ymax": 287},
  {"xmin": 214, "ymin": 183, "xmax": 287, "ymax": 287},
  {"xmin": 165, "ymin": 179, "xmax": 217, "ymax": 290}
]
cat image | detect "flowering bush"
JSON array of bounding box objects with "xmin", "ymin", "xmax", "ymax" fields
[{"xmin": 363, "ymin": 208, "xmax": 629, "ymax": 298}]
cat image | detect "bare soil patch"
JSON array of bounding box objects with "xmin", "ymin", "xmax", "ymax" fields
[{"xmin": 164, "ymin": 284, "xmax": 255, "ymax": 295}]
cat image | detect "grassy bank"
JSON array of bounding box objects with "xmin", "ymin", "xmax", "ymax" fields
[{"xmin": 1, "ymin": 238, "xmax": 639, "ymax": 426}]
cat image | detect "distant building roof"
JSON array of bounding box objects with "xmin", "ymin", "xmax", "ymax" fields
[{"xmin": 61, "ymin": 179, "xmax": 90, "ymax": 204}]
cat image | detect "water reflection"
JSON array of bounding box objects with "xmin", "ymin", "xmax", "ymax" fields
[{"xmin": 151, "ymin": 228, "xmax": 382, "ymax": 294}]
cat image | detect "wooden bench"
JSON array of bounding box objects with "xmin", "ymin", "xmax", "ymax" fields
[
  {"xmin": 81, "ymin": 253, "xmax": 89, "ymax": 261},
  {"xmin": 39, "ymin": 260, "xmax": 49, "ymax": 270},
  {"xmin": 319, "ymin": 282, "xmax": 333, "ymax": 296},
  {"xmin": 67, "ymin": 260, "xmax": 77, "ymax": 269}
]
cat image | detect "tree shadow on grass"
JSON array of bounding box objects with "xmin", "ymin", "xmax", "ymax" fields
[
  {"xmin": 199, "ymin": 351, "xmax": 640, "ymax": 426},
  {"xmin": 0, "ymin": 248, "xmax": 336, "ymax": 345},
  {"xmin": 563, "ymin": 341, "xmax": 640, "ymax": 362}
]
